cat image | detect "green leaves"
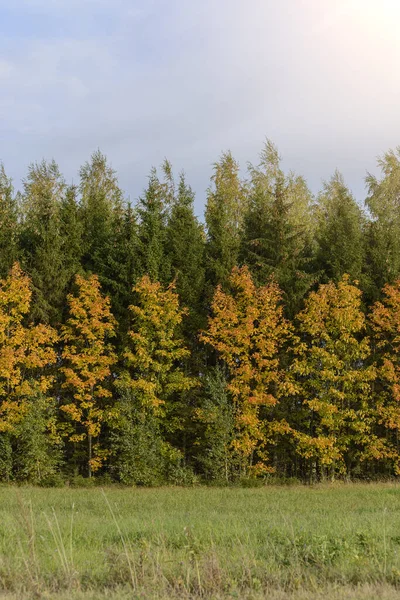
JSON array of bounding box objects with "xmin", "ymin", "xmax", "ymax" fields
[
  {"xmin": 205, "ymin": 151, "xmax": 247, "ymax": 291},
  {"xmin": 241, "ymin": 141, "xmax": 315, "ymax": 317},
  {"xmin": 315, "ymin": 171, "xmax": 365, "ymax": 284}
]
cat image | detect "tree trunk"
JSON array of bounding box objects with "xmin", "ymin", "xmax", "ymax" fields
[{"xmin": 88, "ymin": 434, "xmax": 92, "ymax": 478}]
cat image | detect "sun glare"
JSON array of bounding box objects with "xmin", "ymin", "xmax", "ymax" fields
[{"xmin": 357, "ymin": 0, "xmax": 400, "ymax": 32}]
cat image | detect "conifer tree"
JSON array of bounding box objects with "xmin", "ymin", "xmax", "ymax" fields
[
  {"xmin": 20, "ymin": 160, "xmax": 67, "ymax": 325},
  {"xmin": 61, "ymin": 274, "xmax": 117, "ymax": 477},
  {"xmin": 315, "ymin": 172, "xmax": 364, "ymax": 284},
  {"xmin": 80, "ymin": 150, "xmax": 124, "ymax": 293},
  {"xmin": 364, "ymin": 148, "xmax": 400, "ymax": 303},
  {"xmin": 0, "ymin": 164, "xmax": 19, "ymax": 277},
  {"xmin": 193, "ymin": 365, "xmax": 234, "ymax": 482},
  {"xmin": 109, "ymin": 201, "xmax": 139, "ymax": 337},
  {"xmin": 165, "ymin": 173, "xmax": 206, "ymax": 339},
  {"xmin": 59, "ymin": 185, "xmax": 84, "ymax": 296},
  {"xmin": 241, "ymin": 141, "xmax": 315, "ymax": 317},
  {"xmin": 136, "ymin": 167, "xmax": 169, "ymax": 283},
  {"xmin": 205, "ymin": 151, "xmax": 247, "ymax": 293}
]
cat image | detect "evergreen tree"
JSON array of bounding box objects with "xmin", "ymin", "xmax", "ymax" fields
[
  {"xmin": 194, "ymin": 366, "xmax": 235, "ymax": 482},
  {"xmin": 109, "ymin": 201, "xmax": 139, "ymax": 337},
  {"xmin": 165, "ymin": 173, "xmax": 206, "ymax": 338},
  {"xmin": 20, "ymin": 160, "xmax": 67, "ymax": 325},
  {"xmin": 80, "ymin": 150, "xmax": 124, "ymax": 292},
  {"xmin": 0, "ymin": 164, "xmax": 19, "ymax": 277},
  {"xmin": 315, "ymin": 171, "xmax": 364, "ymax": 284},
  {"xmin": 59, "ymin": 185, "xmax": 84, "ymax": 297},
  {"xmin": 136, "ymin": 167, "xmax": 169, "ymax": 283},
  {"xmin": 364, "ymin": 148, "xmax": 400, "ymax": 303},
  {"xmin": 205, "ymin": 151, "xmax": 247, "ymax": 293},
  {"xmin": 14, "ymin": 394, "xmax": 62, "ymax": 484},
  {"xmin": 241, "ymin": 141, "xmax": 315, "ymax": 317}
]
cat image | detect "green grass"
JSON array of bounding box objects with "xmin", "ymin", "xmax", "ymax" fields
[{"xmin": 1, "ymin": 483, "xmax": 400, "ymax": 598}]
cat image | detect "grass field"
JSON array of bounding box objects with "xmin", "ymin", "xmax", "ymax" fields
[{"xmin": 1, "ymin": 483, "xmax": 400, "ymax": 599}]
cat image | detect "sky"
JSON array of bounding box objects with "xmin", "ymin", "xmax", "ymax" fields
[{"xmin": 0, "ymin": 0, "xmax": 400, "ymax": 216}]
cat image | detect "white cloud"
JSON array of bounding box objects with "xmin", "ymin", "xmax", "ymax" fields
[{"xmin": 0, "ymin": 0, "xmax": 399, "ymax": 211}]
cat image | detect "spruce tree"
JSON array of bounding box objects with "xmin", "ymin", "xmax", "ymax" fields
[
  {"xmin": 315, "ymin": 171, "xmax": 364, "ymax": 284},
  {"xmin": 165, "ymin": 173, "xmax": 206, "ymax": 338},
  {"xmin": 80, "ymin": 150, "xmax": 124, "ymax": 293},
  {"xmin": 0, "ymin": 164, "xmax": 19, "ymax": 278},
  {"xmin": 20, "ymin": 160, "xmax": 67, "ymax": 325},
  {"xmin": 205, "ymin": 151, "xmax": 247, "ymax": 293},
  {"xmin": 136, "ymin": 167, "xmax": 169, "ymax": 283},
  {"xmin": 364, "ymin": 148, "xmax": 400, "ymax": 303},
  {"xmin": 241, "ymin": 141, "xmax": 315, "ymax": 317},
  {"xmin": 109, "ymin": 201, "xmax": 139, "ymax": 336},
  {"xmin": 59, "ymin": 185, "xmax": 84, "ymax": 295}
]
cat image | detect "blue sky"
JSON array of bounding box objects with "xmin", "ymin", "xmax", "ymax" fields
[{"xmin": 1, "ymin": 0, "xmax": 400, "ymax": 215}]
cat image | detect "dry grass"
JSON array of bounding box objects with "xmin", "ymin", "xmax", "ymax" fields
[{"xmin": 0, "ymin": 483, "xmax": 400, "ymax": 598}]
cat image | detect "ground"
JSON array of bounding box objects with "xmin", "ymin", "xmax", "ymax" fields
[{"xmin": 0, "ymin": 483, "xmax": 400, "ymax": 599}]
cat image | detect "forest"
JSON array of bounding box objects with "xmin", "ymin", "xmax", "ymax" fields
[{"xmin": 0, "ymin": 140, "xmax": 400, "ymax": 485}]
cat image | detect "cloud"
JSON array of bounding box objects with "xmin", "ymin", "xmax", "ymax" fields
[{"xmin": 0, "ymin": 0, "xmax": 399, "ymax": 212}]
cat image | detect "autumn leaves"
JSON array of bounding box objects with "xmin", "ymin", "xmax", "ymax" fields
[
  {"xmin": 0, "ymin": 264, "xmax": 57, "ymax": 434},
  {"xmin": 203, "ymin": 269, "xmax": 400, "ymax": 480},
  {"xmin": 0, "ymin": 266, "xmax": 194, "ymax": 479},
  {"xmin": 60, "ymin": 274, "xmax": 117, "ymax": 476},
  {"xmin": 2, "ymin": 260, "xmax": 400, "ymax": 481},
  {"xmin": 201, "ymin": 267, "xmax": 292, "ymax": 477}
]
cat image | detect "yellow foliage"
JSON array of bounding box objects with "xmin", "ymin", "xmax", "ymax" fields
[
  {"xmin": 292, "ymin": 275, "xmax": 377, "ymax": 473},
  {"xmin": 201, "ymin": 266, "xmax": 292, "ymax": 475},
  {"xmin": 123, "ymin": 276, "xmax": 195, "ymax": 417},
  {"xmin": 61, "ymin": 274, "xmax": 116, "ymax": 475},
  {"xmin": 0, "ymin": 263, "xmax": 57, "ymax": 432},
  {"xmin": 371, "ymin": 280, "xmax": 400, "ymax": 469}
]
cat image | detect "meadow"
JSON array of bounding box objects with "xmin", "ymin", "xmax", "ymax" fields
[{"xmin": 1, "ymin": 483, "xmax": 400, "ymax": 599}]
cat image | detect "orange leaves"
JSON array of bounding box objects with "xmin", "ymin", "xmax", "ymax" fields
[
  {"xmin": 201, "ymin": 266, "xmax": 292, "ymax": 473},
  {"xmin": 61, "ymin": 274, "xmax": 116, "ymax": 474},
  {"xmin": 0, "ymin": 263, "xmax": 57, "ymax": 432},
  {"xmin": 371, "ymin": 281, "xmax": 400, "ymax": 344},
  {"xmin": 201, "ymin": 266, "xmax": 291, "ymax": 404}
]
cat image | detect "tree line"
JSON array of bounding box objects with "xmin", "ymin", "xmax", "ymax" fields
[{"xmin": 1, "ymin": 141, "xmax": 400, "ymax": 484}]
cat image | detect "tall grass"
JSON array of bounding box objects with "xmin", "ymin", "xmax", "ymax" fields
[{"xmin": 1, "ymin": 483, "xmax": 400, "ymax": 598}]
